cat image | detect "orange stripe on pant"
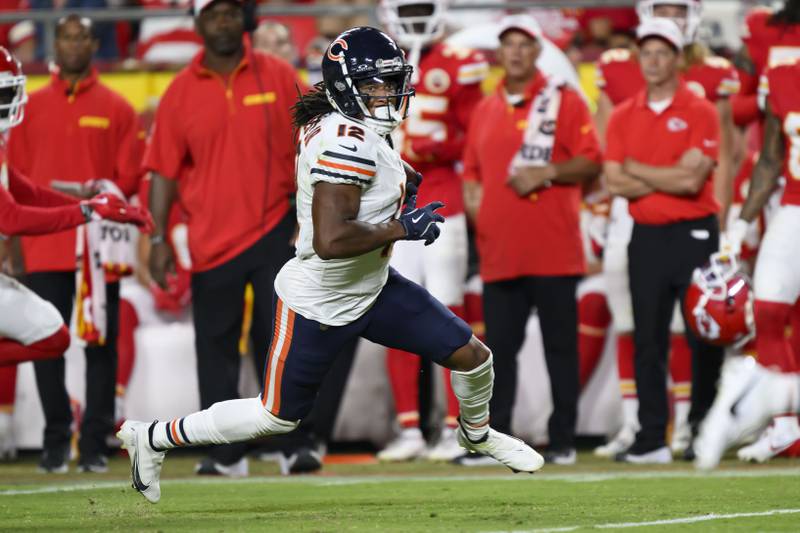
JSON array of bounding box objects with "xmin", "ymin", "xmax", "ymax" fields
[
  {"xmin": 270, "ymin": 307, "xmax": 295, "ymax": 416},
  {"xmin": 262, "ymin": 299, "xmax": 285, "ymax": 405}
]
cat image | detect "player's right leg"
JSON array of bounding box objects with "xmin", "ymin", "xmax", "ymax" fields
[
  {"xmin": 0, "ymin": 273, "xmax": 70, "ymax": 367},
  {"xmin": 118, "ymin": 295, "xmax": 357, "ymax": 503},
  {"xmin": 695, "ymin": 206, "xmax": 800, "ymax": 470},
  {"xmin": 362, "ymin": 269, "xmax": 544, "ymax": 473}
]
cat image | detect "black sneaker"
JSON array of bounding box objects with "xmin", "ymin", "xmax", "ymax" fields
[
  {"xmin": 543, "ymin": 448, "xmax": 577, "ymax": 465},
  {"xmin": 38, "ymin": 445, "xmax": 69, "ymax": 474},
  {"xmin": 78, "ymin": 454, "xmax": 108, "ymax": 473},
  {"xmin": 279, "ymin": 447, "xmax": 322, "ymax": 475},
  {"xmin": 682, "ymin": 441, "xmax": 696, "ymax": 462},
  {"xmin": 195, "ymin": 456, "xmax": 249, "ymax": 477},
  {"xmin": 452, "ymin": 451, "xmax": 499, "ymax": 467}
]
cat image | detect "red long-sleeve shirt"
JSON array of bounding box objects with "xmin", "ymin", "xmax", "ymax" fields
[{"xmin": 0, "ymin": 164, "xmax": 85, "ymax": 236}]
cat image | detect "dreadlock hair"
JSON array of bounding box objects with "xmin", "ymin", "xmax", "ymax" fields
[
  {"xmin": 771, "ymin": 0, "xmax": 800, "ymax": 25},
  {"xmin": 292, "ymin": 81, "xmax": 335, "ymax": 131}
]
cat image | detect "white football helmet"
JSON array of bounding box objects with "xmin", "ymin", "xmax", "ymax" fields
[
  {"xmin": 637, "ymin": 0, "xmax": 703, "ymax": 43},
  {"xmin": 378, "ymin": 0, "xmax": 449, "ymax": 51}
]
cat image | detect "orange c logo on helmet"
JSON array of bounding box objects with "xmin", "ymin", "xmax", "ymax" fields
[{"xmin": 327, "ymin": 38, "xmax": 348, "ymax": 62}]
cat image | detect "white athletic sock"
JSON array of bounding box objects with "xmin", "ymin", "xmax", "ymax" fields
[
  {"xmin": 450, "ymin": 353, "xmax": 494, "ymax": 442},
  {"xmin": 622, "ymin": 397, "xmax": 640, "ymax": 431},
  {"xmin": 150, "ymin": 397, "xmax": 298, "ymax": 450},
  {"xmin": 673, "ymin": 400, "xmax": 690, "ymax": 430},
  {"xmin": 772, "ymin": 414, "xmax": 800, "ymax": 437}
]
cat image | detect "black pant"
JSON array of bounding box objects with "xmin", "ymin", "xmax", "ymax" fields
[
  {"xmin": 628, "ymin": 215, "xmax": 724, "ymax": 451},
  {"xmin": 484, "ymin": 275, "xmax": 580, "ymax": 450},
  {"xmin": 190, "ymin": 212, "xmax": 296, "ymax": 465},
  {"xmin": 26, "ymin": 272, "xmax": 119, "ymax": 458}
]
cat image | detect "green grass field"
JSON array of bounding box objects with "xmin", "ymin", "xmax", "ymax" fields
[{"xmin": 2, "ymin": 453, "xmax": 799, "ymax": 532}]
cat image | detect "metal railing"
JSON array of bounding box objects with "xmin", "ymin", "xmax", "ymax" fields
[{"xmin": 0, "ymin": 0, "xmax": 755, "ymax": 59}]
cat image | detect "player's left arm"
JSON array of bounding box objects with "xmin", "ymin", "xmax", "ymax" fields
[
  {"xmin": 714, "ymin": 97, "xmax": 736, "ymax": 228},
  {"xmin": 311, "ymin": 182, "xmax": 407, "ymax": 260},
  {"xmin": 739, "ymin": 102, "xmax": 784, "ymax": 222}
]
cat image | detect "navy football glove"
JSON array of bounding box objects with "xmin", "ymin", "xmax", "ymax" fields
[{"xmin": 398, "ymin": 195, "xmax": 445, "ymax": 246}]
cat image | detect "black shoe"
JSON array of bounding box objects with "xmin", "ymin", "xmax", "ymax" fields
[
  {"xmin": 543, "ymin": 448, "xmax": 577, "ymax": 465},
  {"xmin": 195, "ymin": 456, "xmax": 249, "ymax": 477},
  {"xmin": 78, "ymin": 454, "xmax": 108, "ymax": 473},
  {"xmin": 279, "ymin": 447, "xmax": 322, "ymax": 475},
  {"xmin": 38, "ymin": 445, "xmax": 69, "ymax": 474},
  {"xmin": 682, "ymin": 441, "xmax": 696, "ymax": 462}
]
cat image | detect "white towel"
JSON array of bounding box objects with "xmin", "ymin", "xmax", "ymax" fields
[
  {"xmin": 74, "ymin": 180, "xmax": 138, "ymax": 345},
  {"xmin": 508, "ymin": 77, "xmax": 564, "ymax": 174}
]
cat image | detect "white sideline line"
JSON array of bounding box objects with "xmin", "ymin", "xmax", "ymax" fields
[
  {"xmin": 489, "ymin": 508, "xmax": 800, "ymax": 532},
  {"xmin": 2, "ymin": 466, "xmax": 800, "ymax": 496}
]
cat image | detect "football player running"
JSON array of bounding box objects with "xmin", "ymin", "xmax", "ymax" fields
[
  {"xmin": 593, "ymin": 0, "xmax": 739, "ymax": 459},
  {"xmin": 375, "ymin": 0, "xmax": 488, "ymax": 462},
  {"xmin": 118, "ymin": 27, "xmax": 544, "ymax": 504},
  {"xmin": 694, "ymin": 58, "xmax": 800, "ymax": 470},
  {"xmin": 0, "ymin": 45, "xmax": 151, "ymax": 370}
]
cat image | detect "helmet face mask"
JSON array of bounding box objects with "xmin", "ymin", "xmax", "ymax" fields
[
  {"xmin": 323, "ymin": 27, "xmax": 415, "ymax": 136},
  {"xmin": 637, "ymin": 0, "xmax": 703, "ymax": 43},
  {"xmin": 378, "ymin": 0, "xmax": 448, "ymax": 51},
  {"xmin": 0, "ymin": 47, "xmax": 26, "ymax": 132}
]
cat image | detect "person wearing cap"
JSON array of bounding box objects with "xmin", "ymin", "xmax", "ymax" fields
[
  {"xmin": 145, "ymin": 0, "xmax": 303, "ymax": 477},
  {"xmin": 604, "ymin": 18, "xmax": 723, "ymax": 464},
  {"xmin": 6, "ymin": 14, "xmax": 145, "ymax": 473},
  {"xmin": 462, "ymin": 15, "xmax": 601, "ymax": 466}
]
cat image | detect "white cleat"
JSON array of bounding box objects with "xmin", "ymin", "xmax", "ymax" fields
[
  {"xmin": 426, "ymin": 428, "xmax": 464, "ymax": 462},
  {"xmin": 617, "ymin": 446, "xmax": 672, "ymax": 464},
  {"xmin": 670, "ymin": 420, "xmax": 692, "ymax": 455},
  {"xmin": 737, "ymin": 417, "xmax": 800, "ymax": 463},
  {"xmin": 457, "ymin": 426, "xmax": 544, "ymax": 474},
  {"xmin": 117, "ymin": 420, "xmax": 166, "ymax": 504},
  {"xmin": 377, "ymin": 428, "xmax": 427, "ymax": 462},
  {"xmin": 594, "ymin": 424, "xmax": 637, "ymax": 458},
  {"xmin": 694, "ymin": 357, "xmax": 799, "ymax": 471}
]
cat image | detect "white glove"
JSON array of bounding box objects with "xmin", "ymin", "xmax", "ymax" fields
[{"xmin": 720, "ymin": 218, "xmax": 749, "ymax": 257}]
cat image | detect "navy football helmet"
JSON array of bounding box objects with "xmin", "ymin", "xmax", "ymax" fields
[{"xmin": 322, "ymin": 26, "xmax": 414, "ymax": 135}]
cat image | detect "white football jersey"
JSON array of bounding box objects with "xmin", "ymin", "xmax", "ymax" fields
[{"xmin": 274, "ymin": 112, "xmax": 407, "ymax": 326}]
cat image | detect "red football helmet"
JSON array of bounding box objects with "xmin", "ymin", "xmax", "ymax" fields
[
  {"xmin": 0, "ymin": 46, "xmax": 26, "ymax": 130},
  {"xmin": 684, "ymin": 252, "xmax": 754, "ymax": 348}
]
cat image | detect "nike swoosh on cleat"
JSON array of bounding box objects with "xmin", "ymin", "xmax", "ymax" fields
[
  {"xmin": 339, "ymin": 144, "xmax": 358, "ymax": 152},
  {"xmin": 131, "ymin": 444, "xmax": 150, "ymax": 492}
]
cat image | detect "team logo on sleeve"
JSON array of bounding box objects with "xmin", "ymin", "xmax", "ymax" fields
[
  {"xmin": 424, "ymin": 68, "xmax": 451, "ymax": 94},
  {"xmin": 686, "ymin": 81, "xmax": 706, "ymax": 99}
]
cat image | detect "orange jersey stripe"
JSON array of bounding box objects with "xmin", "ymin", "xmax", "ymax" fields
[
  {"xmin": 318, "ymin": 159, "xmax": 376, "ymax": 177},
  {"xmin": 270, "ymin": 307, "xmax": 295, "ymax": 416},
  {"xmin": 262, "ymin": 299, "xmax": 284, "ymax": 406}
]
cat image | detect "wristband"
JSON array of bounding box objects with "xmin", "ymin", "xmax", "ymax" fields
[
  {"xmin": 150, "ymin": 235, "xmax": 166, "ymax": 245},
  {"xmin": 79, "ymin": 203, "xmax": 93, "ymax": 223}
]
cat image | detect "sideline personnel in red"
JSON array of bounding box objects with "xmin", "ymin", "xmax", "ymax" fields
[
  {"xmin": 462, "ymin": 15, "xmax": 601, "ymax": 466},
  {"xmin": 605, "ymin": 18, "xmax": 723, "ymax": 464},
  {"xmin": 145, "ymin": 0, "xmax": 300, "ymax": 476},
  {"xmin": 8, "ymin": 14, "xmax": 145, "ymax": 474}
]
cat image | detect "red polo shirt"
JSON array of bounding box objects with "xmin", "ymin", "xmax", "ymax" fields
[
  {"xmin": 144, "ymin": 39, "xmax": 300, "ymax": 272},
  {"xmin": 605, "ymin": 83, "xmax": 720, "ymax": 225},
  {"xmin": 462, "ymin": 72, "xmax": 601, "ymax": 282},
  {"xmin": 8, "ymin": 68, "xmax": 145, "ymax": 273}
]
